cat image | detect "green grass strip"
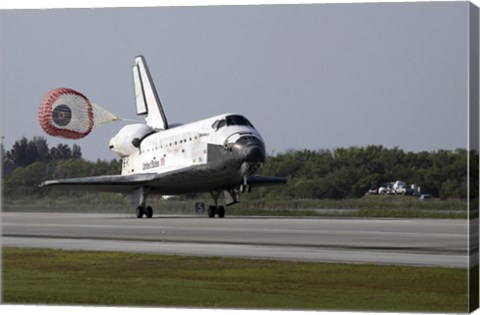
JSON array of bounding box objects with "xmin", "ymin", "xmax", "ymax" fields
[
  {"xmin": 3, "ymin": 247, "xmax": 469, "ymax": 312},
  {"xmin": 3, "ymin": 194, "xmax": 471, "ymax": 219}
]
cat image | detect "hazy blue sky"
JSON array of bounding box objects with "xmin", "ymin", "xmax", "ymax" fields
[{"xmin": 1, "ymin": 2, "xmax": 473, "ymax": 160}]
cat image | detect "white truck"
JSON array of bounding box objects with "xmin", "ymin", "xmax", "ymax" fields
[{"xmin": 392, "ymin": 180, "xmax": 407, "ymax": 194}]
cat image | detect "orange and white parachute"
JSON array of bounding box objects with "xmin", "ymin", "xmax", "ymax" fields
[{"xmin": 38, "ymin": 88, "xmax": 120, "ymax": 139}]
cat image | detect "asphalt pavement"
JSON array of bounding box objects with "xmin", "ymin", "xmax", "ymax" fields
[{"xmin": 2, "ymin": 212, "xmax": 473, "ymax": 268}]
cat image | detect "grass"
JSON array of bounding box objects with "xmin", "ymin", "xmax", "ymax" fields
[
  {"xmin": 2, "ymin": 194, "xmax": 470, "ymax": 219},
  {"xmin": 2, "ymin": 247, "xmax": 469, "ymax": 312}
]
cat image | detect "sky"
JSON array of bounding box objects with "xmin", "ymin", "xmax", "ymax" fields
[{"xmin": 1, "ymin": 2, "xmax": 476, "ymax": 160}]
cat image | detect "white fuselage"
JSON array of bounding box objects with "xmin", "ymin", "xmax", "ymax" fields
[{"xmin": 115, "ymin": 113, "xmax": 263, "ymax": 177}]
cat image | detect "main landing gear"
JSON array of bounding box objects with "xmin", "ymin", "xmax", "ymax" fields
[
  {"xmin": 134, "ymin": 186, "xmax": 154, "ymax": 219},
  {"xmin": 136, "ymin": 205, "xmax": 153, "ymax": 218}
]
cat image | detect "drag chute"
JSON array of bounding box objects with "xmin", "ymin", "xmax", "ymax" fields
[{"xmin": 38, "ymin": 88, "xmax": 120, "ymax": 139}]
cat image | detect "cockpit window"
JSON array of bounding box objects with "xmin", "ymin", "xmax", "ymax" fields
[
  {"xmin": 212, "ymin": 115, "xmax": 255, "ymax": 130},
  {"xmin": 212, "ymin": 119, "xmax": 226, "ymax": 130},
  {"xmin": 226, "ymin": 115, "xmax": 255, "ymax": 128}
]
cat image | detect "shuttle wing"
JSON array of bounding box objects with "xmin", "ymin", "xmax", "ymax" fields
[
  {"xmin": 40, "ymin": 172, "xmax": 287, "ymax": 194},
  {"xmin": 133, "ymin": 55, "xmax": 168, "ymax": 130},
  {"xmin": 40, "ymin": 173, "xmax": 159, "ymax": 193}
]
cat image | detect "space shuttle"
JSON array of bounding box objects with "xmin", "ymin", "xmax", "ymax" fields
[{"xmin": 41, "ymin": 56, "xmax": 287, "ymax": 218}]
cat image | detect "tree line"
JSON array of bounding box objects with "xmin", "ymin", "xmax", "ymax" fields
[
  {"xmin": 2, "ymin": 136, "xmax": 477, "ymax": 200},
  {"xmin": 251, "ymin": 146, "xmax": 477, "ymax": 201},
  {"xmin": 2, "ymin": 137, "xmax": 120, "ymax": 197}
]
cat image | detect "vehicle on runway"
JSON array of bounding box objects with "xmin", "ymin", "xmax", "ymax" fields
[{"xmin": 40, "ymin": 56, "xmax": 286, "ymax": 218}]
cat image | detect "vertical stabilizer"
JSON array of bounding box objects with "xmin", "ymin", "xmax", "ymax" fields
[{"xmin": 132, "ymin": 56, "xmax": 168, "ymax": 130}]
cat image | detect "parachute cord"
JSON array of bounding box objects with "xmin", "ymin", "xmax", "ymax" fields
[{"xmin": 117, "ymin": 117, "xmax": 145, "ymax": 123}]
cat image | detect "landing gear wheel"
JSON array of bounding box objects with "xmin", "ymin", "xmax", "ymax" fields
[
  {"xmin": 145, "ymin": 206, "xmax": 153, "ymax": 218},
  {"xmin": 136, "ymin": 206, "xmax": 144, "ymax": 218},
  {"xmin": 207, "ymin": 206, "xmax": 216, "ymax": 218},
  {"xmin": 217, "ymin": 206, "xmax": 225, "ymax": 218}
]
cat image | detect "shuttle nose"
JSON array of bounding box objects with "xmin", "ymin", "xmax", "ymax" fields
[
  {"xmin": 233, "ymin": 136, "xmax": 266, "ymax": 163},
  {"xmin": 244, "ymin": 143, "xmax": 265, "ymax": 163}
]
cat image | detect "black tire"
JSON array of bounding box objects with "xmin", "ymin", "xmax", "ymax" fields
[
  {"xmin": 217, "ymin": 206, "xmax": 225, "ymax": 218},
  {"xmin": 136, "ymin": 206, "xmax": 144, "ymax": 218},
  {"xmin": 207, "ymin": 206, "xmax": 216, "ymax": 218},
  {"xmin": 146, "ymin": 206, "xmax": 153, "ymax": 218}
]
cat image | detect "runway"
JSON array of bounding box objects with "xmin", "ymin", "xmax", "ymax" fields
[{"xmin": 2, "ymin": 212, "xmax": 472, "ymax": 268}]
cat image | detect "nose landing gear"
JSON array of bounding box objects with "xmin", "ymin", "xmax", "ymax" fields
[{"xmin": 207, "ymin": 191, "xmax": 227, "ymax": 218}]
